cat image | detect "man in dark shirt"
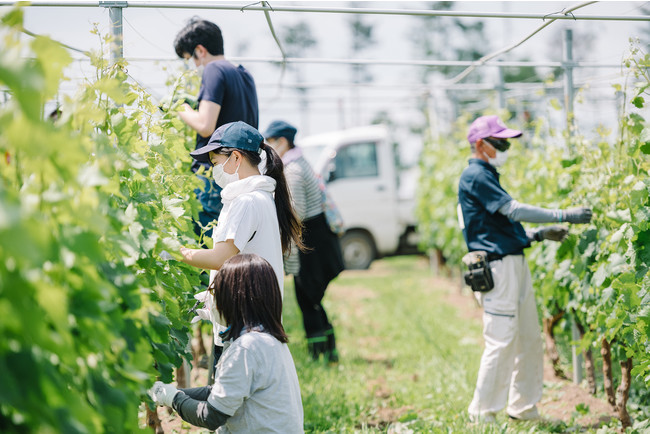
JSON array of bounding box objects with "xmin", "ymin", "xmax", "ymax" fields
[
  {"xmin": 174, "ymin": 18, "xmax": 259, "ymax": 238},
  {"xmin": 458, "ymin": 115, "xmax": 592, "ymax": 423}
]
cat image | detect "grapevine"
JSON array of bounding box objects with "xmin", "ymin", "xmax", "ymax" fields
[
  {"xmin": 417, "ymin": 40, "xmax": 650, "ymax": 429},
  {"xmin": 0, "ymin": 9, "xmax": 204, "ymax": 432}
]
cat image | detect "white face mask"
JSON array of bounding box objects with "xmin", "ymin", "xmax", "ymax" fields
[
  {"xmin": 488, "ymin": 150, "xmax": 508, "ymax": 167},
  {"xmin": 212, "ymin": 154, "xmax": 240, "ymax": 188}
]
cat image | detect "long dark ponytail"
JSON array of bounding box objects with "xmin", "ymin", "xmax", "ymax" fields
[
  {"xmin": 260, "ymin": 143, "xmax": 304, "ymax": 254},
  {"xmin": 222, "ymin": 143, "xmax": 303, "ymax": 254}
]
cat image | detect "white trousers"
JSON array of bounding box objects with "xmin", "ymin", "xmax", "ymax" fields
[{"xmin": 468, "ymin": 255, "xmax": 544, "ymax": 419}]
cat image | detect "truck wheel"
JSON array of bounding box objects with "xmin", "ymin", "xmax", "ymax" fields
[{"xmin": 341, "ymin": 231, "xmax": 375, "ymax": 270}]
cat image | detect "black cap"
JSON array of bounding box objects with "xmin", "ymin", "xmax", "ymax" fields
[{"xmin": 264, "ymin": 120, "xmax": 297, "ymax": 143}]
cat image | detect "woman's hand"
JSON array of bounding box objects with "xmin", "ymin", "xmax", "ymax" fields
[
  {"xmin": 179, "ymin": 240, "xmax": 239, "ymax": 270},
  {"xmin": 180, "ymin": 246, "xmax": 195, "ymax": 263}
]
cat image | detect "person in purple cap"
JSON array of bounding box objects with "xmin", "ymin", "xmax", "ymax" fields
[{"xmin": 458, "ymin": 115, "xmax": 592, "ymax": 423}]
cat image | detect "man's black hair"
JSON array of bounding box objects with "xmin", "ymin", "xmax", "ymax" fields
[{"xmin": 174, "ymin": 17, "xmax": 224, "ymax": 58}]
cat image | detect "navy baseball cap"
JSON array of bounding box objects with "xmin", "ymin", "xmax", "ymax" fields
[
  {"xmin": 467, "ymin": 115, "xmax": 522, "ymax": 144},
  {"xmin": 264, "ymin": 120, "xmax": 297, "ymax": 143},
  {"xmin": 190, "ymin": 121, "xmax": 264, "ymax": 163}
]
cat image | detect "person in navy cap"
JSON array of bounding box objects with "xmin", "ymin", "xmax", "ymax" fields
[
  {"xmin": 265, "ymin": 120, "xmax": 344, "ymax": 363},
  {"xmin": 179, "ymin": 121, "xmax": 303, "ymax": 377},
  {"xmin": 458, "ymin": 115, "xmax": 592, "ymax": 423}
]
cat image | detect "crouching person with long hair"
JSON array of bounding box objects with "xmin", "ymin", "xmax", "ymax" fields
[{"xmin": 149, "ymin": 254, "xmax": 304, "ymax": 433}]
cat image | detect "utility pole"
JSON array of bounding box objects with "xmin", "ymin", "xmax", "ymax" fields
[
  {"xmin": 564, "ymin": 27, "xmax": 583, "ymax": 386},
  {"xmin": 101, "ymin": 1, "xmax": 127, "ymax": 63}
]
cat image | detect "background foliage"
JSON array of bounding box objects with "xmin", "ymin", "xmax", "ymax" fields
[
  {"xmin": 416, "ymin": 40, "xmax": 650, "ymax": 424},
  {"xmin": 0, "ymin": 9, "xmax": 205, "ymax": 432}
]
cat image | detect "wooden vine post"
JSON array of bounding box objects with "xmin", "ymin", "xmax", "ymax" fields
[
  {"xmin": 616, "ymin": 357, "xmax": 633, "ymax": 430},
  {"xmin": 543, "ymin": 311, "xmax": 568, "ymax": 379},
  {"xmin": 601, "ymin": 338, "xmax": 616, "ymax": 407},
  {"xmin": 575, "ymin": 320, "xmax": 597, "ymax": 395},
  {"xmin": 146, "ymin": 406, "xmax": 164, "ymax": 434}
]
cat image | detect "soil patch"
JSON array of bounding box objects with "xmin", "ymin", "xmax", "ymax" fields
[
  {"xmin": 362, "ymin": 405, "xmax": 415, "ymax": 429},
  {"xmin": 540, "ymin": 361, "xmax": 616, "ymax": 428}
]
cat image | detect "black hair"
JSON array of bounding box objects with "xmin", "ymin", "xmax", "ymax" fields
[
  {"xmin": 214, "ymin": 144, "xmax": 304, "ymax": 254},
  {"xmin": 174, "ymin": 17, "xmax": 224, "ymax": 58},
  {"xmin": 209, "ymin": 253, "xmax": 287, "ymax": 343}
]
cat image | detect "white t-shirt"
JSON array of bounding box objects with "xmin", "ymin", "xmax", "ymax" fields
[
  {"xmin": 208, "ymin": 330, "xmax": 304, "ymax": 434},
  {"xmin": 208, "ymin": 175, "xmax": 284, "ymax": 344}
]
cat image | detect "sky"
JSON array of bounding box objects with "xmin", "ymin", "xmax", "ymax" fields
[{"xmin": 3, "ymin": 1, "xmax": 649, "ymax": 152}]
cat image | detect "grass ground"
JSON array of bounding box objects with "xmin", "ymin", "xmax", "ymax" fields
[
  {"xmin": 286, "ymin": 255, "xmax": 484, "ymax": 432},
  {"xmin": 155, "ymin": 255, "xmax": 638, "ymax": 433}
]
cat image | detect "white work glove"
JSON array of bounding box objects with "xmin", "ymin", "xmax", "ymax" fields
[
  {"xmin": 149, "ymin": 381, "xmax": 179, "ymax": 407},
  {"xmin": 191, "ymin": 290, "xmax": 213, "ymax": 324}
]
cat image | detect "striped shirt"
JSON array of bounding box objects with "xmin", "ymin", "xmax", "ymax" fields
[
  {"xmin": 285, "ymin": 156, "xmax": 323, "ymax": 221},
  {"xmin": 282, "ymin": 149, "xmax": 324, "ymax": 274}
]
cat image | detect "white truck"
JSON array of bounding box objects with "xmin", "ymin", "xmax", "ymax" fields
[{"xmin": 299, "ymin": 124, "xmax": 419, "ymax": 269}]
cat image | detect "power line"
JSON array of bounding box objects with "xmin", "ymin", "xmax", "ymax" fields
[
  {"xmin": 447, "ymin": 1, "xmax": 597, "ymax": 84},
  {"xmin": 68, "ymin": 56, "xmax": 623, "ymax": 69}
]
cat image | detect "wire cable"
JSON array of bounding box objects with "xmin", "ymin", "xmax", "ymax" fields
[
  {"xmin": 446, "ymin": 1, "xmax": 598, "ymax": 85},
  {"xmin": 21, "ymin": 27, "xmax": 91, "ymax": 56},
  {"xmin": 241, "ymin": 1, "xmax": 289, "ymax": 113},
  {"xmin": 122, "ymin": 14, "xmax": 171, "ymax": 56},
  {"xmin": 20, "ymin": 25, "xmax": 165, "ymax": 99}
]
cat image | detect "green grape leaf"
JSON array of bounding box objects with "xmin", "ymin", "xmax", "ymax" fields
[
  {"xmin": 640, "ymin": 141, "xmax": 650, "ymax": 154},
  {"xmin": 632, "ymin": 96, "xmax": 645, "ymax": 108}
]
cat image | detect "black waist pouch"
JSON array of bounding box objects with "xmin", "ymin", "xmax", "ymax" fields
[{"xmin": 462, "ymin": 251, "xmax": 494, "ymax": 292}]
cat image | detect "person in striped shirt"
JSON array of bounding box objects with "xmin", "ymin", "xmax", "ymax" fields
[{"xmin": 265, "ymin": 120, "xmax": 345, "ymax": 362}]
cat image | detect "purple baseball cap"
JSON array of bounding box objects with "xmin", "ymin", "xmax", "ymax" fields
[{"xmin": 467, "ymin": 115, "xmax": 522, "ymax": 144}]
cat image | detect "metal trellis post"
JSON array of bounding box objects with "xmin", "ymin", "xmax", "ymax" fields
[
  {"xmin": 101, "ymin": 1, "xmax": 126, "ymax": 63},
  {"xmin": 497, "ymin": 65, "xmax": 506, "ymax": 110},
  {"xmin": 564, "ymin": 28, "xmax": 583, "ymax": 386}
]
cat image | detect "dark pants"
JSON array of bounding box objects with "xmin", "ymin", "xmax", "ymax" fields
[
  {"xmin": 193, "ymin": 174, "xmax": 223, "ymax": 241},
  {"xmin": 193, "ymin": 174, "xmax": 224, "ymax": 382},
  {"xmin": 294, "ymin": 214, "xmax": 344, "ymax": 360},
  {"xmin": 209, "ymin": 345, "xmax": 224, "ymax": 385},
  {"xmin": 294, "ymin": 275, "xmax": 332, "ymax": 337}
]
